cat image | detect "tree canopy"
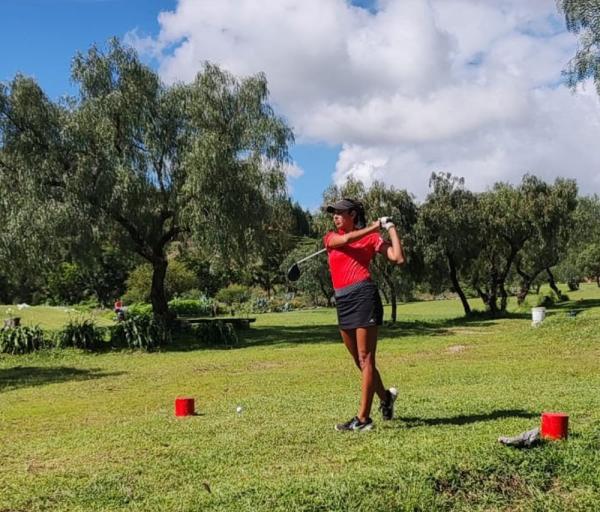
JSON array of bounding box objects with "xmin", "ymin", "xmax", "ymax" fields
[{"xmin": 0, "ymin": 39, "xmax": 293, "ymax": 320}]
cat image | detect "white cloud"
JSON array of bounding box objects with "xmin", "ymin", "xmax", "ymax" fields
[
  {"xmin": 130, "ymin": 0, "xmax": 600, "ymax": 200},
  {"xmin": 282, "ymin": 161, "xmax": 304, "ymax": 179}
]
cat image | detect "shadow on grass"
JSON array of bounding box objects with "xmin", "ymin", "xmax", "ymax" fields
[
  {"xmin": 162, "ymin": 310, "xmax": 534, "ymax": 351},
  {"xmin": 0, "ymin": 366, "xmax": 126, "ymax": 393},
  {"xmin": 240, "ymin": 311, "xmax": 534, "ymax": 348},
  {"xmin": 396, "ymin": 409, "xmax": 538, "ymax": 428},
  {"xmin": 546, "ymin": 297, "xmax": 600, "ymax": 316}
]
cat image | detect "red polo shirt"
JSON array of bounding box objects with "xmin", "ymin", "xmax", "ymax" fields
[{"xmin": 324, "ymin": 230, "xmax": 384, "ymax": 289}]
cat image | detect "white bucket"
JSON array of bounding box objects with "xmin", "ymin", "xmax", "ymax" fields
[{"xmin": 531, "ymin": 307, "xmax": 546, "ymax": 325}]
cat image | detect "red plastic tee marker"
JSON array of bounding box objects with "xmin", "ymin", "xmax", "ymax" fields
[
  {"xmin": 541, "ymin": 412, "xmax": 568, "ymax": 440},
  {"xmin": 175, "ymin": 397, "xmax": 195, "ymax": 417}
]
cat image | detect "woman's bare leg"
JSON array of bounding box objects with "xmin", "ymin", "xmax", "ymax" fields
[
  {"xmin": 356, "ymin": 326, "xmax": 386, "ymax": 421},
  {"xmin": 340, "ymin": 327, "xmax": 386, "ymax": 421}
]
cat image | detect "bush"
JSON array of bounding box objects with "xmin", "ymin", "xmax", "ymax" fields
[
  {"xmin": 126, "ymin": 303, "xmax": 153, "ymax": 318},
  {"xmin": 73, "ymin": 297, "xmax": 101, "ymax": 312},
  {"xmin": 536, "ymin": 293, "xmax": 555, "ymax": 308},
  {"xmin": 553, "ymin": 290, "xmax": 570, "ymax": 302},
  {"xmin": 168, "ymin": 297, "xmax": 215, "ymax": 317},
  {"xmin": 55, "ymin": 318, "xmax": 106, "ymax": 350},
  {"xmin": 215, "ymin": 284, "xmax": 250, "ymax": 308},
  {"xmin": 110, "ymin": 316, "xmax": 171, "ymax": 350},
  {"xmin": 0, "ymin": 326, "xmax": 46, "ymax": 354},
  {"xmin": 191, "ymin": 321, "xmax": 238, "ymax": 347}
]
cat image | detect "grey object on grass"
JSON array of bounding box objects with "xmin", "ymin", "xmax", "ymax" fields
[{"xmin": 498, "ymin": 427, "xmax": 541, "ymax": 448}]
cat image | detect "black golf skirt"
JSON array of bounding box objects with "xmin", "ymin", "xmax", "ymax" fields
[{"xmin": 335, "ymin": 280, "xmax": 383, "ymax": 330}]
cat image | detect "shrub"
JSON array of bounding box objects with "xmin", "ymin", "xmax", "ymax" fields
[
  {"xmin": 536, "ymin": 293, "xmax": 555, "ymax": 308},
  {"xmin": 553, "ymin": 291, "xmax": 570, "ymax": 302},
  {"xmin": 0, "ymin": 326, "xmax": 46, "ymax": 354},
  {"xmin": 110, "ymin": 316, "xmax": 171, "ymax": 351},
  {"xmin": 126, "ymin": 303, "xmax": 153, "ymax": 318},
  {"xmin": 215, "ymin": 284, "xmax": 250, "ymax": 308},
  {"xmin": 168, "ymin": 297, "xmax": 215, "ymax": 317},
  {"xmin": 73, "ymin": 297, "xmax": 101, "ymax": 312},
  {"xmin": 191, "ymin": 321, "xmax": 238, "ymax": 348},
  {"xmin": 55, "ymin": 318, "xmax": 105, "ymax": 350}
]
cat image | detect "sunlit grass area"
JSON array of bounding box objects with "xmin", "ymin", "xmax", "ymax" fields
[{"xmin": 1, "ymin": 284, "xmax": 599, "ymax": 510}]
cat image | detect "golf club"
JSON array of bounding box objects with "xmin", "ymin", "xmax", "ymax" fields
[{"xmin": 287, "ymin": 248, "xmax": 327, "ymax": 281}]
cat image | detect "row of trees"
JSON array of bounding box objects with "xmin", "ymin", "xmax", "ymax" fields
[
  {"xmin": 1, "ymin": 32, "xmax": 600, "ymax": 322},
  {"xmin": 286, "ymin": 174, "xmax": 600, "ymax": 319}
]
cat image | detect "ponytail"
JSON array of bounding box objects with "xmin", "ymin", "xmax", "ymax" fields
[{"xmin": 345, "ymin": 198, "xmax": 366, "ymax": 229}]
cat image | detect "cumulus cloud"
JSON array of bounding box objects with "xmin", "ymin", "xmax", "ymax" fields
[
  {"xmin": 129, "ymin": 0, "xmax": 600, "ymax": 199},
  {"xmin": 282, "ymin": 161, "xmax": 304, "ymax": 179}
]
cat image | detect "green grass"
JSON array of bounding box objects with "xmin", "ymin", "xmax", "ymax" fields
[
  {"xmin": 1, "ymin": 285, "xmax": 600, "ymax": 511},
  {"xmin": 0, "ymin": 305, "xmax": 114, "ymax": 331}
]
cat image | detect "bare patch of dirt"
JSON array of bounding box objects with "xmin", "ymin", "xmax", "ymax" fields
[{"xmin": 446, "ymin": 344, "xmax": 468, "ymax": 353}]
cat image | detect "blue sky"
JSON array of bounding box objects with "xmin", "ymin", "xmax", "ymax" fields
[{"xmin": 2, "ymin": 1, "xmax": 599, "ymax": 207}]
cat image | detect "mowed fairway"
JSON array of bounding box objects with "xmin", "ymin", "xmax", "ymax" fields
[{"xmin": 1, "ymin": 286, "xmax": 600, "ymax": 511}]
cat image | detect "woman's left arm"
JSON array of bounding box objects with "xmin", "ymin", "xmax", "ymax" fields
[{"xmin": 379, "ymin": 225, "xmax": 405, "ymax": 265}]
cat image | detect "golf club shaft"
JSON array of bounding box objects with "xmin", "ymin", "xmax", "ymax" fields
[{"xmin": 296, "ymin": 248, "xmax": 326, "ymax": 264}]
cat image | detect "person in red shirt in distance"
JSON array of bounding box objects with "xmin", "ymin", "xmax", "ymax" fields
[{"xmin": 324, "ymin": 198, "xmax": 405, "ymax": 432}]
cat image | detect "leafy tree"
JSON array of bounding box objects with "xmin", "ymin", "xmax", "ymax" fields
[
  {"xmin": 46, "ymin": 262, "xmax": 88, "ymax": 305},
  {"xmin": 513, "ymin": 178, "xmax": 578, "ymax": 304},
  {"xmin": 83, "ymin": 244, "xmax": 136, "ymax": 306},
  {"xmin": 124, "ymin": 260, "xmax": 199, "ymax": 303},
  {"xmin": 283, "ymin": 237, "xmax": 333, "ymax": 306},
  {"xmin": 246, "ymin": 198, "xmax": 309, "ymax": 298},
  {"xmin": 416, "ymin": 173, "xmax": 482, "ymax": 316},
  {"xmin": 363, "ymin": 182, "xmax": 418, "ymax": 322},
  {"xmin": 578, "ymin": 243, "xmax": 600, "ymax": 285},
  {"xmin": 0, "ymin": 39, "xmax": 292, "ymax": 322},
  {"xmin": 471, "ymin": 176, "xmax": 551, "ymax": 313},
  {"xmin": 469, "ymin": 175, "xmax": 577, "ymax": 313},
  {"xmin": 558, "ymin": 0, "xmax": 600, "ymax": 94},
  {"xmin": 555, "ymin": 194, "xmax": 600, "ymax": 289}
]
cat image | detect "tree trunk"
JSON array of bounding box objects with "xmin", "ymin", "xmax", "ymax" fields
[
  {"xmin": 516, "ymin": 266, "xmax": 544, "ymax": 305},
  {"xmin": 477, "ymin": 280, "xmax": 498, "ymax": 314},
  {"xmin": 516, "ymin": 282, "xmax": 529, "ymax": 305},
  {"xmin": 546, "ymin": 267, "xmax": 561, "ymax": 299},
  {"xmin": 448, "ymin": 255, "xmax": 471, "ymax": 315},
  {"xmin": 382, "ymin": 274, "xmax": 397, "ymax": 323},
  {"xmin": 150, "ymin": 258, "xmax": 171, "ymax": 323},
  {"xmin": 499, "ymin": 282, "xmax": 508, "ymax": 311}
]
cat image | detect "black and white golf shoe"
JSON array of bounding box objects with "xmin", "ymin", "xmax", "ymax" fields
[
  {"xmin": 379, "ymin": 387, "xmax": 398, "ymax": 421},
  {"xmin": 335, "ymin": 416, "xmax": 374, "ymax": 432}
]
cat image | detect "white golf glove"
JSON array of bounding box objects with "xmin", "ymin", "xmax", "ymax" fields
[{"xmin": 379, "ymin": 216, "xmax": 395, "ymax": 230}]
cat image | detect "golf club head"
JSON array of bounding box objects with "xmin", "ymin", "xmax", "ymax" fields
[{"xmin": 287, "ymin": 263, "xmax": 301, "ymax": 282}]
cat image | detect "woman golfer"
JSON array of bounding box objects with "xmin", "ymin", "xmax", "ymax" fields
[{"xmin": 324, "ymin": 198, "xmax": 405, "ymax": 431}]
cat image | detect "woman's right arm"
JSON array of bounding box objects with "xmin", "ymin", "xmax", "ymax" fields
[{"xmin": 325, "ymin": 221, "xmax": 381, "ymax": 249}]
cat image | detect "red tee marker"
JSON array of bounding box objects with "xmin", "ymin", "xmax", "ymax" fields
[
  {"xmin": 175, "ymin": 397, "xmax": 195, "ymax": 417},
  {"xmin": 541, "ymin": 412, "xmax": 568, "ymax": 440}
]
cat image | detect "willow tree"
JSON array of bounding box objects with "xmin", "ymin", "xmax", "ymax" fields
[
  {"xmin": 416, "ymin": 173, "xmax": 482, "ymax": 316},
  {"xmin": 558, "ymin": 0, "xmax": 600, "ymax": 94},
  {"xmin": 0, "ymin": 39, "xmax": 293, "ymax": 322}
]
